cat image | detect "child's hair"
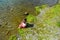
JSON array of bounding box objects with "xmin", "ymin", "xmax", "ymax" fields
[{"xmin": 24, "ymin": 18, "xmax": 27, "ymax": 23}]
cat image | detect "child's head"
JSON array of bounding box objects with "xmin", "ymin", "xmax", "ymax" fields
[{"xmin": 23, "ymin": 18, "xmax": 27, "ymax": 23}]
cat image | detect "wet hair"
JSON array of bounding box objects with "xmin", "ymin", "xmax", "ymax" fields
[{"xmin": 24, "ymin": 18, "xmax": 27, "ymax": 23}]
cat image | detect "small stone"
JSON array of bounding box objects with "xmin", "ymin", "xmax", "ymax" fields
[{"xmin": 24, "ymin": 12, "xmax": 29, "ymax": 16}]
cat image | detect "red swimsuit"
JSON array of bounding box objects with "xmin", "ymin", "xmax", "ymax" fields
[{"xmin": 18, "ymin": 22, "xmax": 26, "ymax": 28}]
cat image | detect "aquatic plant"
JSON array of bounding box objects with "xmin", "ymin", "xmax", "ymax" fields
[
  {"xmin": 26, "ymin": 14, "xmax": 37, "ymax": 23},
  {"xmin": 42, "ymin": 4, "xmax": 60, "ymax": 25},
  {"xmin": 18, "ymin": 28, "xmax": 25, "ymax": 36},
  {"xmin": 56, "ymin": 21, "xmax": 60, "ymax": 27},
  {"xmin": 35, "ymin": 6, "xmax": 41, "ymax": 13},
  {"xmin": 34, "ymin": 4, "xmax": 60, "ymax": 40},
  {"xmin": 35, "ymin": 5, "xmax": 47, "ymax": 14},
  {"xmin": 9, "ymin": 35, "xmax": 17, "ymax": 40},
  {"xmin": 40, "ymin": 5, "xmax": 47, "ymax": 9}
]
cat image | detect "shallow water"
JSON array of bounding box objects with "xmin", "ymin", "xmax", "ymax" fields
[{"xmin": 0, "ymin": 0, "xmax": 58, "ymax": 40}]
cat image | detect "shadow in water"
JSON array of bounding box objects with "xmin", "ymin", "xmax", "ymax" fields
[{"xmin": 25, "ymin": 23, "xmax": 34, "ymax": 28}]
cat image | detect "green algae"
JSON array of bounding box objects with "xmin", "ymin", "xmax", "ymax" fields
[
  {"xmin": 56, "ymin": 21, "xmax": 60, "ymax": 27},
  {"xmin": 42, "ymin": 4, "xmax": 60, "ymax": 25},
  {"xmin": 26, "ymin": 14, "xmax": 37, "ymax": 23},
  {"xmin": 9, "ymin": 35, "xmax": 17, "ymax": 40},
  {"xmin": 35, "ymin": 5, "xmax": 47, "ymax": 14},
  {"xmin": 18, "ymin": 28, "xmax": 25, "ymax": 36}
]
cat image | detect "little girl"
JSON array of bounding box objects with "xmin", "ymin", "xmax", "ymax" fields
[
  {"xmin": 18, "ymin": 12, "xmax": 29, "ymax": 28},
  {"xmin": 18, "ymin": 19, "xmax": 27, "ymax": 28}
]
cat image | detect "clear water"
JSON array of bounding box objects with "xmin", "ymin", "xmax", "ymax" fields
[{"xmin": 0, "ymin": 0, "xmax": 58, "ymax": 40}]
